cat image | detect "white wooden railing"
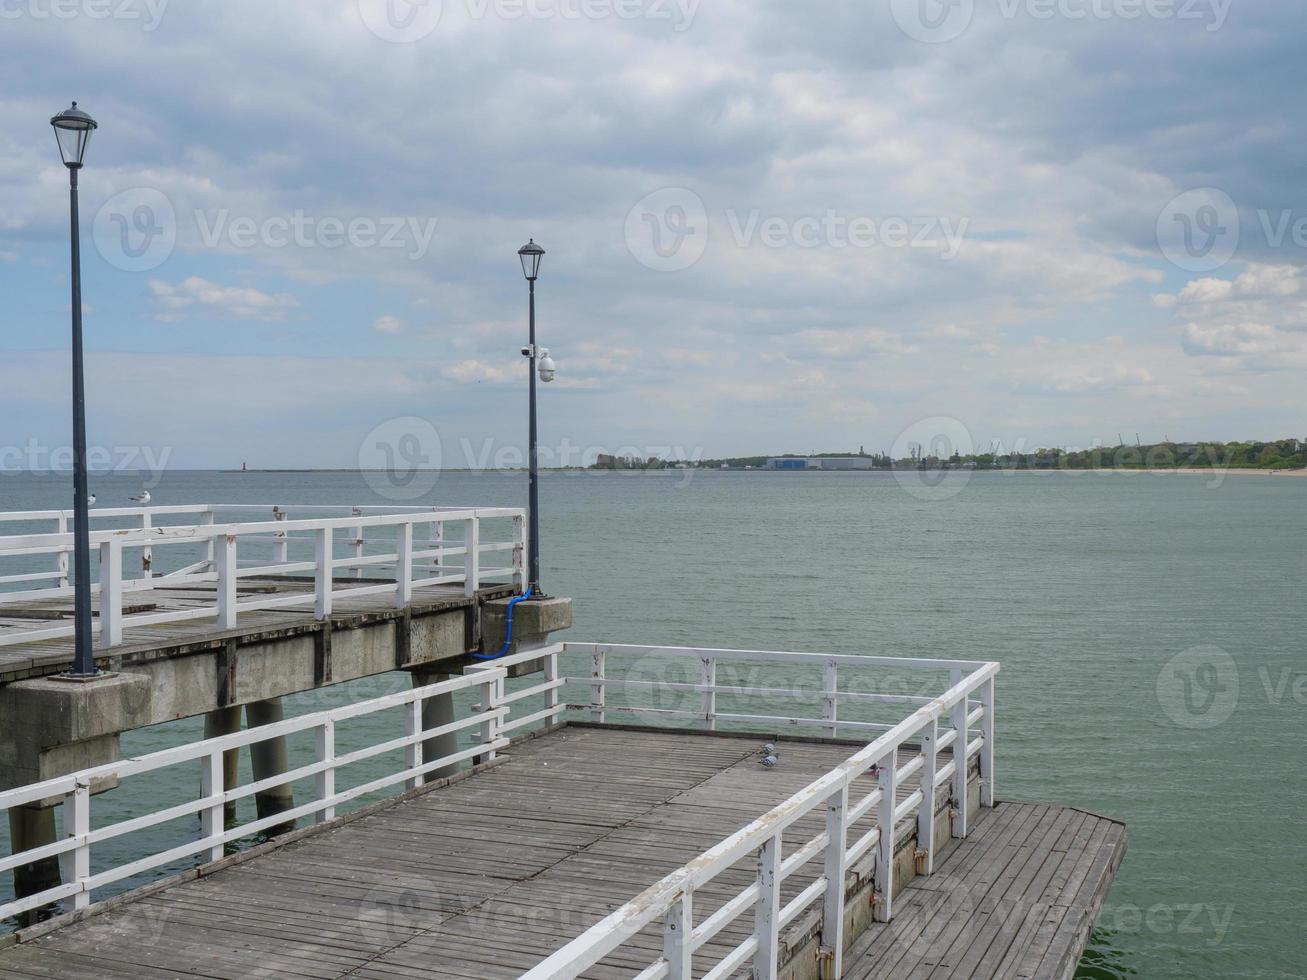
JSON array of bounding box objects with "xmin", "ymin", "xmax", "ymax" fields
[
  {"xmin": 0, "ymin": 505, "xmax": 526, "ymax": 649},
  {"xmin": 0, "ymin": 668, "xmax": 512, "ymax": 922},
  {"xmin": 1, "ymin": 639, "xmax": 996, "ymax": 980},
  {"xmin": 521, "ymin": 643, "xmax": 999, "ymax": 980}
]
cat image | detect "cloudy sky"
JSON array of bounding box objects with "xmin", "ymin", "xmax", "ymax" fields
[{"xmin": 1, "ymin": 0, "xmax": 1304, "ymax": 469}]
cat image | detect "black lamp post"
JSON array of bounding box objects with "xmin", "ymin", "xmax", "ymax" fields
[
  {"xmin": 518, "ymin": 239, "xmax": 547, "ymax": 596},
  {"xmin": 51, "ymin": 101, "xmax": 99, "ymax": 678}
]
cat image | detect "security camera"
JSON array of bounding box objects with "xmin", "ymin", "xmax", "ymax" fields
[{"xmin": 538, "ymin": 351, "xmax": 557, "ymax": 383}]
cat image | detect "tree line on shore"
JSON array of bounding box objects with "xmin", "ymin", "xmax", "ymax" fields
[{"xmin": 589, "ymin": 439, "xmax": 1307, "ymax": 471}]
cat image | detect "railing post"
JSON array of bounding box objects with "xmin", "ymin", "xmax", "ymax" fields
[
  {"xmin": 56, "ymin": 513, "xmax": 69, "ymax": 588},
  {"xmin": 60, "ymin": 779, "xmax": 91, "ymax": 910},
  {"xmin": 351, "ymin": 506, "xmax": 365, "ymax": 579},
  {"xmin": 479, "ymin": 672, "xmax": 503, "ymax": 762},
  {"xmin": 874, "ymin": 748, "xmax": 897, "ymax": 923},
  {"xmin": 429, "ymin": 519, "xmax": 444, "ymax": 571},
  {"xmin": 314, "ymin": 527, "xmax": 333, "ymax": 620},
  {"xmin": 404, "ymin": 698, "xmax": 423, "ymax": 791},
  {"xmin": 590, "ymin": 648, "xmax": 607, "ymax": 724},
  {"xmin": 980, "ymin": 677, "xmax": 996, "ymax": 808},
  {"xmin": 822, "ymin": 659, "xmax": 838, "ymax": 738},
  {"xmin": 202, "ymin": 509, "xmax": 216, "ymax": 570},
  {"xmin": 272, "ymin": 507, "xmax": 287, "ymax": 566},
  {"xmin": 315, "ymin": 720, "xmax": 336, "ymax": 823},
  {"xmin": 512, "ymin": 512, "xmax": 526, "ymax": 592},
  {"xmin": 215, "ymin": 534, "xmax": 237, "ymax": 630},
  {"xmin": 950, "ymin": 668, "xmax": 969, "ymax": 839},
  {"xmin": 821, "ymin": 784, "xmax": 849, "ymax": 978},
  {"xmin": 917, "ymin": 719, "xmax": 937, "ymax": 876},
  {"xmin": 701, "ymin": 656, "xmax": 717, "ymax": 730},
  {"xmin": 395, "ymin": 521, "xmax": 413, "ymax": 608},
  {"xmin": 199, "ymin": 749, "xmax": 225, "ymax": 862},
  {"xmin": 664, "ymin": 890, "xmax": 693, "ymax": 980},
  {"xmin": 462, "ymin": 517, "xmax": 480, "ymax": 597},
  {"xmin": 98, "ymin": 539, "xmax": 122, "ymax": 649},
  {"xmin": 140, "ymin": 511, "xmax": 153, "ymax": 581},
  {"xmin": 544, "ymin": 647, "xmax": 560, "ymax": 721},
  {"xmin": 753, "ymin": 833, "xmax": 782, "ymax": 980}
]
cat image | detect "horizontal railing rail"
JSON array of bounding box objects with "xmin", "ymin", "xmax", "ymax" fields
[{"xmin": 0, "ymin": 504, "xmax": 526, "ymax": 649}]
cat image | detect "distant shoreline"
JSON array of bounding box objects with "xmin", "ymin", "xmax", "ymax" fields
[
  {"xmin": 207, "ymin": 466, "xmax": 1307, "ymax": 476},
  {"xmin": 4, "ymin": 467, "xmax": 1304, "ymax": 477}
]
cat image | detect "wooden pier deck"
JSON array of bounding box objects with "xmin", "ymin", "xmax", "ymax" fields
[{"xmin": 0, "ymin": 726, "xmax": 1124, "ymax": 980}]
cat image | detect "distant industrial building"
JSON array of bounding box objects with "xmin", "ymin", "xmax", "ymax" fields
[{"xmin": 765, "ymin": 456, "xmax": 879, "ymax": 471}]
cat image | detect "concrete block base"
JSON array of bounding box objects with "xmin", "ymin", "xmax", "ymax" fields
[{"xmin": 481, "ymin": 596, "xmax": 572, "ymax": 675}]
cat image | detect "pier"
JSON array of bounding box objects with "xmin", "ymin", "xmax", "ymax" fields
[
  {"xmin": 0, "ymin": 635, "xmax": 1126, "ymax": 978},
  {"xmin": 0, "ymin": 504, "xmax": 570, "ymax": 903}
]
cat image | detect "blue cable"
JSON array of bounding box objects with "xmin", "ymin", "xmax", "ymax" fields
[{"xmin": 472, "ymin": 586, "xmax": 533, "ymax": 660}]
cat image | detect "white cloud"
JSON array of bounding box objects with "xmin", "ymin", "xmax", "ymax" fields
[
  {"xmin": 1176, "ymin": 278, "xmax": 1234, "ymax": 306},
  {"xmin": 1158, "ymin": 264, "xmax": 1307, "ymax": 371},
  {"xmin": 371, "ymin": 315, "xmax": 405, "ymax": 334},
  {"xmin": 1041, "ymin": 365, "xmax": 1155, "ymax": 395},
  {"xmin": 148, "ymin": 277, "xmax": 299, "ymax": 322},
  {"xmin": 442, "ymin": 360, "xmax": 518, "ymax": 385},
  {"xmin": 1181, "ymin": 322, "xmax": 1286, "ymax": 358}
]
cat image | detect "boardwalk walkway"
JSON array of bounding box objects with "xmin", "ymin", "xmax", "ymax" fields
[{"xmin": 0, "ymin": 726, "xmax": 1124, "ymax": 979}]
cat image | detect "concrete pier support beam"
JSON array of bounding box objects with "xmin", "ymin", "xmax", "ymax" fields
[
  {"xmin": 7, "ymin": 806, "xmax": 59, "ymax": 904},
  {"xmin": 244, "ymin": 698, "xmax": 294, "ymax": 827},
  {"xmin": 408, "ymin": 669, "xmax": 460, "ymax": 782},
  {"xmin": 481, "ymin": 596, "xmax": 572, "ymax": 667},
  {"xmin": 203, "ymin": 707, "xmax": 242, "ymax": 824}
]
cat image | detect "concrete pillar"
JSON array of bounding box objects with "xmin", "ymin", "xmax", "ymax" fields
[
  {"xmin": 7, "ymin": 806, "xmax": 59, "ymax": 905},
  {"xmin": 245, "ymin": 698, "xmax": 295, "ymax": 828},
  {"xmin": 409, "ymin": 668, "xmax": 460, "ymax": 782},
  {"xmin": 203, "ymin": 706, "xmax": 242, "ymax": 825}
]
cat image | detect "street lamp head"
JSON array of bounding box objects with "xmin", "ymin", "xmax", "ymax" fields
[
  {"xmin": 538, "ymin": 350, "xmax": 556, "ymax": 383},
  {"xmin": 50, "ymin": 102, "xmax": 97, "ymax": 169},
  {"xmin": 518, "ymin": 238, "xmax": 545, "ymax": 281}
]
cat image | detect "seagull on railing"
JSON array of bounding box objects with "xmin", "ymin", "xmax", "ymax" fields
[
  {"xmin": 87, "ymin": 493, "xmax": 96, "ymax": 506},
  {"xmin": 129, "ymin": 490, "xmax": 151, "ymax": 504}
]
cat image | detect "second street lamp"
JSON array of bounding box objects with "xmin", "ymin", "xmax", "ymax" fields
[
  {"xmin": 51, "ymin": 101, "xmax": 99, "ymax": 678},
  {"xmin": 518, "ymin": 239, "xmax": 548, "ymax": 596}
]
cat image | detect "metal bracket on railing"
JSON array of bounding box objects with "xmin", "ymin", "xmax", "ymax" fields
[{"xmin": 816, "ymin": 947, "xmax": 836, "ymax": 980}]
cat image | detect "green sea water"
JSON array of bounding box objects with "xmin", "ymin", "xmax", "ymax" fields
[{"xmin": 1, "ymin": 468, "xmax": 1304, "ymax": 978}]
